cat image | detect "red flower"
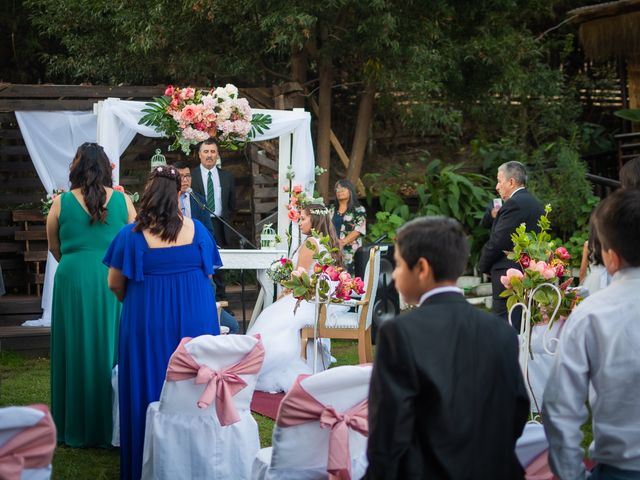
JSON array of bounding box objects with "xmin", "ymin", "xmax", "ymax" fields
[
  {"xmin": 555, "ymin": 264, "xmax": 565, "ymax": 278},
  {"xmin": 113, "ymin": 185, "xmax": 125, "ymax": 193},
  {"xmin": 353, "ymin": 276, "xmax": 365, "ymax": 294},
  {"xmin": 164, "ymin": 85, "xmax": 175, "ymax": 96},
  {"xmin": 313, "ymin": 263, "xmax": 323, "ymax": 274},
  {"xmin": 323, "ymin": 266, "xmax": 340, "ymax": 281},
  {"xmin": 519, "ymin": 253, "xmax": 531, "ymax": 269},
  {"xmin": 555, "ymin": 247, "xmax": 571, "ymax": 260}
]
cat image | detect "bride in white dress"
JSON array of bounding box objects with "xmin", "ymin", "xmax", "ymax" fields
[{"xmin": 248, "ymin": 204, "xmax": 347, "ymax": 393}]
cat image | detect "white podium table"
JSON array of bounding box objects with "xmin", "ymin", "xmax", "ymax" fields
[{"xmin": 218, "ymin": 249, "xmax": 286, "ymax": 329}]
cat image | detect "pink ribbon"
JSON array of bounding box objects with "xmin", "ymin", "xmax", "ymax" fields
[
  {"xmin": 0, "ymin": 404, "xmax": 56, "ymax": 480},
  {"xmin": 166, "ymin": 336, "xmax": 265, "ymax": 426},
  {"xmin": 277, "ymin": 375, "xmax": 369, "ymax": 480}
]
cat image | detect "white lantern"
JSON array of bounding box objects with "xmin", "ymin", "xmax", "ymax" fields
[{"xmin": 260, "ymin": 223, "xmax": 277, "ymax": 250}]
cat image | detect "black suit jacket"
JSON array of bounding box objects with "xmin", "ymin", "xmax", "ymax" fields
[
  {"xmin": 365, "ymin": 293, "xmax": 529, "ymax": 480},
  {"xmin": 191, "ymin": 165, "xmax": 236, "ymax": 245},
  {"xmin": 478, "ymin": 189, "xmax": 544, "ymax": 292}
]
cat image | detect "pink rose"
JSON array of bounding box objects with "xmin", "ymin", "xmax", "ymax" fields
[
  {"xmin": 500, "ymin": 268, "xmax": 524, "ymax": 289},
  {"xmin": 555, "ymin": 264, "xmax": 565, "ymax": 278},
  {"xmin": 290, "ymin": 196, "xmax": 298, "ymax": 206},
  {"xmin": 519, "ymin": 253, "xmax": 531, "ymax": 269},
  {"xmin": 113, "ymin": 185, "xmax": 125, "ymax": 193},
  {"xmin": 283, "ymin": 186, "xmax": 290, "ymax": 193},
  {"xmin": 324, "ymin": 266, "xmax": 340, "ymax": 281},
  {"xmin": 164, "ymin": 85, "xmax": 175, "ymax": 96},
  {"xmin": 110, "ymin": 162, "xmax": 116, "ymax": 170},
  {"xmin": 287, "ymin": 209, "xmax": 299, "ymax": 222},
  {"xmin": 353, "ymin": 277, "xmax": 365, "ymax": 294},
  {"xmin": 169, "ymin": 98, "xmax": 180, "ymax": 110},
  {"xmin": 194, "ymin": 122, "xmax": 206, "ymax": 131},
  {"xmin": 180, "ymin": 105, "xmax": 198, "ymax": 122},
  {"xmin": 292, "ymin": 184, "xmax": 303, "ymax": 194},
  {"xmin": 279, "ymin": 258, "xmax": 288, "ymax": 265},
  {"xmin": 555, "ymin": 247, "xmax": 571, "ymax": 260}
]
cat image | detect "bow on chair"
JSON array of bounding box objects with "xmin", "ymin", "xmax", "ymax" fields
[
  {"xmin": 319, "ymin": 402, "xmax": 369, "ymax": 480},
  {"xmin": 277, "ymin": 375, "xmax": 369, "ymax": 480},
  {"xmin": 0, "ymin": 404, "xmax": 57, "ymax": 480},
  {"xmin": 166, "ymin": 336, "xmax": 265, "ymax": 426}
]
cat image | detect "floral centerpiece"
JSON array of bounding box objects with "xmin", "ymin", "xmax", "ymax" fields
[
  {"xmin": 269, "ymin": 231, "xmax": 365, "ymax": 313},
  {"xmin": 500, "ymin": 204, "xmax": 581, "ymax": 329},
  {"xmin": 139, "ymin": 84, "xmax": 272, "ymax": 154}
]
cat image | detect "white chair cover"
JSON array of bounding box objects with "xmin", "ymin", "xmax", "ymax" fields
[
  {"xmin": 0, "ymin": 405, "xmax": 56, "ymax": 480},
  {"xmin": 252, "ymin": 364, "xmax": 372, "ymax": 480},
  {"xmin": 142, "ymin": 334, "xmax": 263, "ymax": 480}
]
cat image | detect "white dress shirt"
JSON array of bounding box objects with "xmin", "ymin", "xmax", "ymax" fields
[
  {"xmin": 199, "ymin": 164, "xmax": 223, "ymax": 217},
  {"xmin": 543, "ymin": 267, "xmax": 640, "ymax": 479},
  {"xmin": 179, "ymin": 192, "xmax": 191, "ymax": 218},
  {"xmin": 419, "ymin": 286, "xmax": 464, "ymax": 305}
]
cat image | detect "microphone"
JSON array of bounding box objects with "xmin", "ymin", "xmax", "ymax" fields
[{"xmin": 186, "ymin": 188, "xmax": 206, "ymax": 211}]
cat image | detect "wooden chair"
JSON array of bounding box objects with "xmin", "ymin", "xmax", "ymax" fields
[
  {"xmin": 300, "ymin": 246, "xmax": 380, "ymax": 364},
  {"xmin": 12, "ymin": 210, "xmax": 48, "ymax": 296}
]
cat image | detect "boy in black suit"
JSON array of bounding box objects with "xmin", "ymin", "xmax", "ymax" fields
[{"xmin": 366, "ymin": 216, "xmax": 529, "ymax": 480}]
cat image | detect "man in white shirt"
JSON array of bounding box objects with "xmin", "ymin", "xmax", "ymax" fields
[
  {"xmin": 543, "ymin": 188, "xmax": 640, "ymax": 480},
  {"xmin": 190, "ymin": 139, "xmax": 236, "ymax": 248}
]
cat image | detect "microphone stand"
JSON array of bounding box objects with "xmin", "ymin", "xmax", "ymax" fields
[{"xmin": 188, "ymin": 189, "xmax": 258, "ymax": 333}]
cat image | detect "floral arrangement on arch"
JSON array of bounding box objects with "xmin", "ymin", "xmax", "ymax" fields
[
  {"xmin": 500, "ymin": 204, "xmax": 582, "ymax": 327},
  {"xmin": 268, "ymin": 230, "xmax": 365, "ymax": 313},
  {"xmin": 139, "ymin": 84, "xmax": 272, "ymax": 154}
]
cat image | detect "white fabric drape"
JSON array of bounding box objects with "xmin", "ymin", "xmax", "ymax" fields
[{"xmin": 16, "ymin": 103, "xmax": 315, "ymax": 327}]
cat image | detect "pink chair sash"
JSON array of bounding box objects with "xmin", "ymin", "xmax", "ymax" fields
[
  {"xmin": 276, "ymin": 375, "xmax": 369, "ymax": 480},
  {"xmin": 165, "ymin": 336, "xmax": 265, "ymax": 426},
  {"xmin": 525, "ymin": 450, "xmax": 556, "ymax": 480},
  {"xmin": 0, "ymin": 404, "xmax": 56, "ymax": 480}
]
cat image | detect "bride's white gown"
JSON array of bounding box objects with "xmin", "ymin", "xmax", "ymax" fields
[{"xmin": 247, "ymin": 240, "xmax": 347, "ymax": 393}]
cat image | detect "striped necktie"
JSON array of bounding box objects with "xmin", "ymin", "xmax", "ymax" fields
[{"xmin": 207, "ymin": 170, "xmax": 216, "ymax": 213}]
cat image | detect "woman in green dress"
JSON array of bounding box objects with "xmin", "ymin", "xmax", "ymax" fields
[{"xmin": 46, "ymin": 142, "xmax": 136, "ymax": 447}]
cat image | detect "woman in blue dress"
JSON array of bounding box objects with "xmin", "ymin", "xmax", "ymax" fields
[{"xmin": 104, "ymin": 165, "xmax": 222, "ymax": 480}]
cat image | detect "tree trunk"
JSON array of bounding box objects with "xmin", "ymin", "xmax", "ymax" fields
[
  {"xmin": 290, "ymin": 46, "xmax": 308, "ymax": 109},
  {"xmin": 347, "ymin": 86, "xmax": 375, "ymax": 187},
  {"xmin": 316, "ymin": 56, "xmax": 332, "ymax": 200}
]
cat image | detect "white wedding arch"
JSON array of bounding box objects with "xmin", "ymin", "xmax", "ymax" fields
[{"xmin": 16, "ymin": 98, "xmax": 316, "ymax": 326}]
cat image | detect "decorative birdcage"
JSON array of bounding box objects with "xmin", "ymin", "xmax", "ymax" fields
[
  {"xmin": 260, "ymin": 223, "xmax": 277, "ymax": 250},
  {"xmin": 150, "ymin": 149, "xmax": 167, "ymax": 169}
]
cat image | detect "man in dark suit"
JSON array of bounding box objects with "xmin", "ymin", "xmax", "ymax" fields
[
  {"xmin": 190, "ymin": 139, "xmax": 236, "ymax": 248},
  {"xmin": 366, "ymin": 217, "xmax": 529, "ymax": 480},
  {"xmin": 175, "ymin": 161, "xmax": 239, "ymax": 334},
  {"xmin": 478, "ymin": 161, "xmax": 544, "ymax": 320}
]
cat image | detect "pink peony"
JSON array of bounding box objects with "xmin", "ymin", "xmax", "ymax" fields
[
  {"xmin": 181, "ymin": 87, "xmax": 195, "ymax": 100},
  {"xmin": 500, "ymin": 268, "xmax": 524, "ymax": 289},
  {"xmin": 339, "ymin": 272, "xmax": 351, "ymax": 283},
  {"xmin": 113, "ymin": 185, "xmax": 125, "ymax": 193},
  {"xmin": 555, "ymin": 247, "xmax": 571, "ymax": 260},
  {"xmin": 323, "ymin": 266, "xmax": 340, "ymax": 281},
  {"xmin": 164, "ymin": 85, "xmax": 175, "ymax": 96},
  {"xmin": 292, "ymin": 185, "xmax": 303, "ymax": 194}
]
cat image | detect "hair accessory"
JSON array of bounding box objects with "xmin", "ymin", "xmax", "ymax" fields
[
  {"xmin": 309, "ymin": 207, "xmax": 330, "ymax": 216},
  {"xmin": 153, "ymin": 165, "xmax": 179, "ymax": 180}
]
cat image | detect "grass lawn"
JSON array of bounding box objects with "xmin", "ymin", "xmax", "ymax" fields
[
  {"xmin": 0, "ymin": 339, "xmax": 362, "ymax": 480},
  {"xmin": 0, "ymin": 338, "xmax": 592, "ymax": 479}
]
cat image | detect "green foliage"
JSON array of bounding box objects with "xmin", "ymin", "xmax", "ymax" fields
[
  {"xmin": 365, "ymin": 156, "xmax": 493, "ymax": 268},
  {"xmin": 614, "ymin": 109, "xmax": 640, "ymax": 123},
  {"xmin": 528, "ymin": 140, "xmax": 596, "ymax": 239}
]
